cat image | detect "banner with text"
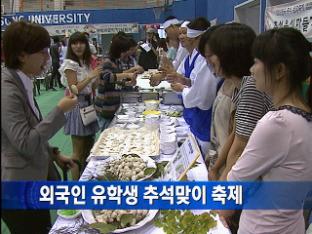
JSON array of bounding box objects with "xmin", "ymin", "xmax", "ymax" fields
[
  {"xmin": 2, "ymin": 181, "xmax": 311, "ymax": 210},
  {"xmin": 265, "ymin": 0, "xmax": 312, "ymax": 38},
  {"xmin": 1, "ymin": 10, "xmax": 139, "ymax": 35}
]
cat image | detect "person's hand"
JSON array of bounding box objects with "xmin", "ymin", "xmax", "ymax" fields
[
  {"xmin": 219, "ymin": 171, "xmax": 228, "ymax": 181},
  {"xmin": 208, "ymin": 168, "xmax": 219, "ymax": 181},
  {"xmin": 166, "ymin": 72, "xmax": 185, "ymax": 84},
  {"xmin": 55, "ymin": 153, "xmax": 75, "ymax": 171},
  {"xmin": 125, "ymin": 73, "xmax": 137, "ymax": 86},
  {"xmin": 217, "ymin": 210, "xmax": 235, "ymax": 229},
  {"xmin": 160, "ymin": 57, "xmax": 175, "ymax": 73},
  {"xmin": 218, "ymin": 214, "xmax": 230, "ymax": 229},
  {"xmin": 150, "ymin": 73, "xmax": 164, "ymax": 87},
  {"xmin": 57, "ymin": 94, "xmax": 77, "ymax": 113},
  {"xmin": 171, "ymin": 82, "xmax": 186, "ymax": 92},
  {"xmin": 133, "ymin": 65, "xmax": 144, "ymax": 74},
  {"xmin": 89, "ymin": 65, "xmax": 103, "ymax": 80}
]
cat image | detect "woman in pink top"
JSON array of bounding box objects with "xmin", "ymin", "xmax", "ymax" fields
[{"xmin": 226, "ymin": 28, "xmax": 312, "ymax": 233}]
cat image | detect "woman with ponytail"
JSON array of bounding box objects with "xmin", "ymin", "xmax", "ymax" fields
[{"xmin": 226, "ymin": 28, "xmax": 312, "ymax": 233}]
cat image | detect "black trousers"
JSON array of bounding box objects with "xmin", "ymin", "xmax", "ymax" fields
[
  {"xmin": 2, "ymin": 210, "xmax": 51, "ymax": 234},
  {"xmin": 50, "ymin": 64, "xmax": 62, "ymax": 88}
]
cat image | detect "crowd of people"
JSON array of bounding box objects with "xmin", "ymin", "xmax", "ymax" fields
[{"xmin": 1, "ymin": 13, "xmax": 312, "ymax": 234}]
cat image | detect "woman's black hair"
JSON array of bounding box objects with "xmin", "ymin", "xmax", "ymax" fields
[
  {"xmin": 198, "ymin": 24, "xmax": 223, "ymax": 57},
  {"xmin": 109, "ymin": 34, "xmax": 131, "ymax": 60},
  {"xmin": 187, "ymin": 17, "xmax": 210, "ymax": 31},
  {"xmin": 208, "ymin": 23, "xmax": 256, "ymax": 78},
  {"xmin": 128, "ymin": 37, "xmax": 137, "ymax": 48},
  {"xmin": 66, "ymin": 32, "xmax": 91, "ymax": 67},
  {"xmin": 158, "ymin": 38, "xmax": 168, "ymax": 52},
  {"xmin": 252, "ymin": 27, "xmax": 312, "ymax": 108},
  {"xmin": 164, "ymin": 16, "xmax": 177, "ymax": 21}
]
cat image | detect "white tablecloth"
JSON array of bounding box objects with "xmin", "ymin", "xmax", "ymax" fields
[{"xmin": 50, "ymin": 115, "xmax": 231, "ymax": 234}]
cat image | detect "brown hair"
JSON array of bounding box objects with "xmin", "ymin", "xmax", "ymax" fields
[
  {"xmin": 3, "ymin": 21, "xmax": 51, "ymax": 69},
  {"xmin": 109, "ymin": 35, "xmax": 131, "ymax": 60},
  {"xmin": 66, "ymin": 32, "xmax": 91, "ymax": 67},
  {"xmin": 209, "ymin": 23, "xmax": 256, "ymax": 78}
]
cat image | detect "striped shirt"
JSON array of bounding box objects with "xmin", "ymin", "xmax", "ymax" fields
[
  {"xmin": 116, "ymin": 56, "xmax": 136, "ymax": 72},
  {"xmin": 232, "ymin": 76, "xmax": 272, "ymax": 138},
  {"xmin": 94, "ymin": 57, "xmax": 121, "ymax": 119}
]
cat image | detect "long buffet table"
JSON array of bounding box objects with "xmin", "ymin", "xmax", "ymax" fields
[{"xmin": 50, "ymin": 73, "xmax": 231, "ymax": 234}]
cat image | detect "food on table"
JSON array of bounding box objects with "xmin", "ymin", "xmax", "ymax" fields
[
  {"xmin": 154, "ymin": 210, "xmax": 217, "ymax": 234},
  {"xmin": 144, "ymin": 99, "xmax": 160, "ymax": 110},
  {"xmin": 143, "ymin": 110, "xmax": 161, "ymax": 116},
  {"xmin": 96, "ymin": 154, "xmax": 156, "ymax": 181},
  {"xmin": 93, "ymin": 209, "xmax": 149, "ymax": 227},
  {"xmin": 165, "ymin": 111, "xmax": 182, "ymax": 117},
  {"xmin": 91, "ymin": 127, "xmax": 160, "ymax": 157}
]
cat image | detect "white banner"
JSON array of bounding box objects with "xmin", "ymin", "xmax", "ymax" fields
[
  {"xmin": 45, "ymin": 23, "xmax": 139, "ymax": 36},
  {"xmin": 265, "ymin": 0, "xmax": 312, "ymax": 38}
]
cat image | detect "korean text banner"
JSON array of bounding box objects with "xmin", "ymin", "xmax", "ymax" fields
[
  {"xmin": 265, "ymin": 0, "xmax": 312, "ymax": 38},
  {"xmin": 1, "ymin": 10, "xmax": 139, "ymax": 36},
  {"xmin": 2, "ymin": 181, "xmax": 312, "ymax": 210}
]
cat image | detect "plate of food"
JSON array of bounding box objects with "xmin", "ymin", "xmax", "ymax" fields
[
  {"xmin": 94, "ymin": 154, "xmax": 157, "ymax": 181},
  {"xmin": 82, "ymin": 209, "xmax": 158, "ymax": 233},
  {"xmin": 90, "ymin": 127, "xmax": 160, "ymax": 158}
]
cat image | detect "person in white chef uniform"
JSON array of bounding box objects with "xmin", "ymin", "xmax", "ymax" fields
[{"xmin": 170, "ymin": 18, "xmax": 222, "ymax": 156}]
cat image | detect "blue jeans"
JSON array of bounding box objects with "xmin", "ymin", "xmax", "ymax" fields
[{"xmin": 97, "ymin": 116, "xmax": 112, "ymax": 132}]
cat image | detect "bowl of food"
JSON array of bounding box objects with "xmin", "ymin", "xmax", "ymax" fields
[
  {"xmin": 144, "ymin": 100, "xmax": 160, "ymax": 111},
  {"xmin": 82, "ymin": 209, "xmax": 158, "ymax": 233},
  {"xmin": 94, "ymin": 154, "xmax": 157, "ymax": 181}
]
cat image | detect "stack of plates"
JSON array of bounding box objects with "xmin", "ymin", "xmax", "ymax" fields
[
  {"xmin": 160, "ymin": 133, "xmax": 177, "ymax": 155},
  {"xmin": 160, "ymin": 122, "xmax": 177, "ymax": 155}
]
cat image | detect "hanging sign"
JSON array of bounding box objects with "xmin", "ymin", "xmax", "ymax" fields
[
  {"xmin": 1, "ymin": 10, "xmax": 139, "ymax": 35},
  {"xmin": 45, "ymin": 23, "xmax": 139, "ymax": 36},
  {"xmin": 265, "ymin": 0, "xmax": 312, "ymax": 38}
]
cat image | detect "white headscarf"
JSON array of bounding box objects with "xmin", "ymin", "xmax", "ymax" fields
[
  {"xmin": 186, "ymin": 26, "xmax": 205, "ymax": 38},
  {"xmin": 163, "ymin": 18, "xmax": 180, "ymax": 30}
]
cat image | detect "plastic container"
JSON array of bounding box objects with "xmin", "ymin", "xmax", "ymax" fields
[{"xmin": 144, "ymin": 99, "xmax": 160, "ymax": 110}]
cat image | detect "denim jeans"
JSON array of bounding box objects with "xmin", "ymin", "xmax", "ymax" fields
[{"xmin": 97, "ymin": 115, "xmax": 112, "ymax": 132}]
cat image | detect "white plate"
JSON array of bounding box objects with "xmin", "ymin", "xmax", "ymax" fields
[
  {"xmin": 82, "ymin": 210, "xmax": 159, "ymax": 233},
  {"xmin": 57, "ymin": 209, "xmax": 81, "ymax": 219}
]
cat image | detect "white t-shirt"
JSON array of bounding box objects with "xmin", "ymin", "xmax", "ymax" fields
[{"xmin": 59, "ymin": 59, "xmax": 93, "ymax": 95}]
